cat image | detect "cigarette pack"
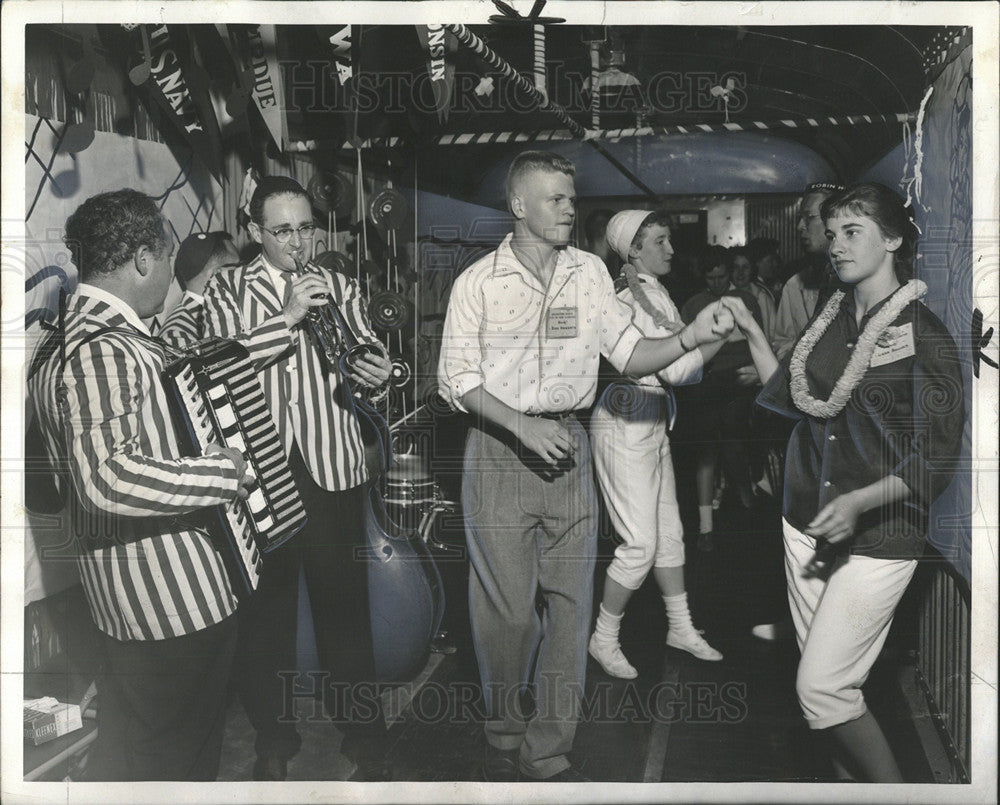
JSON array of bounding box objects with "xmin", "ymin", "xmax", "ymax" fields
[{"xmin": 23, "ymin": 697, "xmax": 83, "ymax": 746}]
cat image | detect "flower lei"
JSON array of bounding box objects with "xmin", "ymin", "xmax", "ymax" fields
[
  {"xmin": 622, "ymin": 264, "xmax": 673, "ymax": 329},
  {"xmin": 790, "ymin": 279, "xmax": 927, "ymax": 418}
]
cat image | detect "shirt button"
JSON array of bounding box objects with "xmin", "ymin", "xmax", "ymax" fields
[
  {"xmin": 823, "ymin": 481, "xmax": 832, "ymax": 487},
  {"xmin": 828, "ymin": 434, "xmax": 836, "ymax": 441}
]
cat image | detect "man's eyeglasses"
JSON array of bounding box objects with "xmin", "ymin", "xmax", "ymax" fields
[{"xmin": 261, "ymin": 223, "xmax": 317, "ymax": 243}]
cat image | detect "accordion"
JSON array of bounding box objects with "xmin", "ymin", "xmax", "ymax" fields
[{"xmin": 162, "ymin": 340, "xmax": 307, "ymax": 600}]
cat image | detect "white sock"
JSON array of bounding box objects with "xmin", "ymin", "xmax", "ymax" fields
[
  {"xmin": 663, "ymin": 592, "xmax": 697, "ymax": 637},
  {"xmin": 592, "ymin": 603, "xmax": 624, "ymax": 646},
  {"xmin": 698, "ymin": 506, "xmax": 713, "ymax": 534}
]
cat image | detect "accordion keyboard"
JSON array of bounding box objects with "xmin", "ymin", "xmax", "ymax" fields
[{"xmin": 164, "ymin": 341, "xmax": 306, "ymax": 600}]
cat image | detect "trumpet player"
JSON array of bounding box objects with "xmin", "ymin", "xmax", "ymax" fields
[{"xmin": 201, "ymin": 175, "xmax": 393, "ymax": 781}]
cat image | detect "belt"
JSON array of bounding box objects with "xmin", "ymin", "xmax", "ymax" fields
[
  {"xmin": 605, "ymin": 381, "xmax": 678, "ymax": 431},
  {"xmin": 524, "ymin": 410, "xmax": 576, "ymax": 421}
]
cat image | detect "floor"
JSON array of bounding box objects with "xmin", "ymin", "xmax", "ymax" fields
[{"xmin": 214, "ymin": 435, "xmax": 937, "ymax": 785}]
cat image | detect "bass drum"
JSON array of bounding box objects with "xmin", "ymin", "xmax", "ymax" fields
[{"xmin": 364, "ymin": 481, "xmax": 445, "ymax": 683}]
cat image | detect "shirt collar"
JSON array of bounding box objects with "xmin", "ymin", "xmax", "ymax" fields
[
  {"xmin": 74, "ymin": 283, "xmax": 151, "ymax": 335},
  {"xmin": 492, "ymin": 233, "xmax": 583, "ymax": 279},
  {"xmin": 841, "ymin": 287, "xmax": 897, "ymax": 326},
  {"xmin": 259, "ymin": 252, "xmax": 293, "ymax": 292}
]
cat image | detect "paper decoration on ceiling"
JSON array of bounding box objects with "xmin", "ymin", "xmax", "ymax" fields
[
  {"xmin": 710, "ymin": 76, "xmax": 738, "ymax": 124},
  {"xmin": 488, "ymin": 0, "xmax": 565, "ymax": 26}
]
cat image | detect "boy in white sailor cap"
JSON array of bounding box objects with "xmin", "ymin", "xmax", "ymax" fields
[{"xmin": 588, "ymin": 209, "xmax": 728, "ymax": 679}]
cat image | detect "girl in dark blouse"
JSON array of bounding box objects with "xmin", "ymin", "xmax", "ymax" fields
[{"xmin": 721, "ymin": 183, "xmax": 964, "ymax": 782}]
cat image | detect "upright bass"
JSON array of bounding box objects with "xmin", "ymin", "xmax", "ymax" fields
[{"xmin": 292, "ymin": 252, "xmax": 445, "ymax": 683}]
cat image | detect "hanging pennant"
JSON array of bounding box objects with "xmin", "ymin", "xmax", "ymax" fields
[
  {"xmin": 413, "ymin": 25, "xmax": 457, "ymax": 124},
  {"xmin": 134, "ymin": 24, "xmax": 223, "ymax": 182},
  {"xmin": 220, "ymin": 24, "xmax": 288, "ymax": 152},
  {"xmin": 328, "ymin": 25, "xmax": 353, "ymax": 85},
  {"xmin": 312, "ymin": 25, "xmax": 362, "ymax": 145}
]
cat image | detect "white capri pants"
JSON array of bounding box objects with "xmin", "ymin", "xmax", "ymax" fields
[
  {"xmin": 590, "ymin": 385, "xmax": 684, "ymax": 590},
  {"xmin": 783, "ymin": 519, "xmax": 917, "ymax": 730}
]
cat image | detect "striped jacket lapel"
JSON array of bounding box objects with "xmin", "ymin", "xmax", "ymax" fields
[{"xmin": 242, "ymin": 255, "xmax": 284, "ymax": 319}]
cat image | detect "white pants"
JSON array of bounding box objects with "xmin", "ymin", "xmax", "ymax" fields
[
  {"xmin": 783, "ymin": 519, "xmax": 917, "ymax": 729},
  {"xmin": 591, "ymin": 385, "xmax": 684, "ymax": 590}
]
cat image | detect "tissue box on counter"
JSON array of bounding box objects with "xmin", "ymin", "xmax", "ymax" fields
[{"xmin": 23, "ymin": 697, "xmax": 83, "ymax": 746}]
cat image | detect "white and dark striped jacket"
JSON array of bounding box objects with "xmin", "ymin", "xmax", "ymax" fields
[
  {"xmin": 202, "ymin": 254, "xmax": 383, "ymax": 492},
  {"xmin": 156, "ymin": 290, "xmax": 204, "ymax": 347},
  {"xmin": 28, "ymin": 287, "xmax": 241, "ymax": 641}
]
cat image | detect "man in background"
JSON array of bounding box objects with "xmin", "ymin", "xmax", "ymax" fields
[
  {"xmin": 772, "ymin": 182, "xmax": 845, "ymax": 359},
  {"xmin": 156, "ymin": 231, "xmax": 240, "ymax": 346}
]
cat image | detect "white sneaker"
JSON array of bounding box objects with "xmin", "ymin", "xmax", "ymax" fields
[
  {"xmin": 666, "ymin": 629, "xmax": 723, "ymax": 661},
  {"xmin": 588, "ymin": 635, "xmax": 638, "ymax": 679}
]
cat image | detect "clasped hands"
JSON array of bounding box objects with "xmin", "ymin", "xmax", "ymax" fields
[{"xmin": 687, "ymin": 298, "xmax": 737, "ymax": 345}]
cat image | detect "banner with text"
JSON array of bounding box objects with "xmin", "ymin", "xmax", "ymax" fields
[
  {"xmin": 136, "ymin": 24, "xmax": 223, "ymax": 182},
  {"xmin": 220, "ymin": 24, "xmax": 287, "ymax": 151},
  {"xmin": 414, "ymin": 25, "xmax": 457, "ymax": 124}
]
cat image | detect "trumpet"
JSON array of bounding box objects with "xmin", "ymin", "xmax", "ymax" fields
[{"xmin": 291, "ymin": 251, "xmax": 382, "ymax": 376}]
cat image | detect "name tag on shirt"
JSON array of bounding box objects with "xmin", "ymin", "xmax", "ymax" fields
[
  {"xmin": 869, "ymin": 323, "xmax": 915, "ymax": 368},
  {"xmin": 546, "ymin": 306, "xmax": 578, "ymax": 338}
]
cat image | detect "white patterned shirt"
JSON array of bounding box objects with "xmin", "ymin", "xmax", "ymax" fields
[{"xmin": 438, "ymin": 234, "xmax": 643, "ymax": 413}]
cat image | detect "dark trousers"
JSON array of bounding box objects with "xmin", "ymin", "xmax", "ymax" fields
[
  {"xmin": 86, "ymin": 614, "xmax": 238, "ymax": 781},
  {"xmin": 234, "ymin": 445, "xmax": 388, "ymax": 764}
]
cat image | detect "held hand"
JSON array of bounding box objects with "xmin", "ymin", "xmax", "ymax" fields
[
  {"xmin": 282, "ymin": 273, "xmax": 331, "ymax": 326},
  {"xmin": 735, "ymin": 364, "xmax": 761, "ymax": 387},
  {"xmin": 804, "ymin": 491, "xmax": 863, "ymax": 545},
  {"xmin": 517, "ymin": 416, "xmax": 575, "ymax": 467},
  {"xmin": 719, "ymin": 295, "xmax": 760, "ymax": 335},
  {"xmin": 713, "ymin": 303, "xmax": 735, "ymax": 339},
  {"xmin": 347, "ymin": 351, "xmax": 392, "ymax": 389},
  {"xmin": 690, "ymin": 300, "xmax": 735, "ymax": 344},
  {"xmin": 206, "ymin": 443, "xmax": 254, "ymax": 500},
  {"xmin": 688, "ymin": 302, "xmax": 721, "ymax": 346},
  {"xmin": 660, "ymin": 320, "xmax": 685, "ymax": 336}
]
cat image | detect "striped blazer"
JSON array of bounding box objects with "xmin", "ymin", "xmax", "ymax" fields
[
  {"xmin": 202, "ymin": 254, "xmax": 383, "ymax": 491},
  {"xmin": 156, "ymin": 290, "xmax": 204, "ymax": 348},
  {"xmin": 28, "ymin": 289, "xmax": 241, "ymax": 642}
]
